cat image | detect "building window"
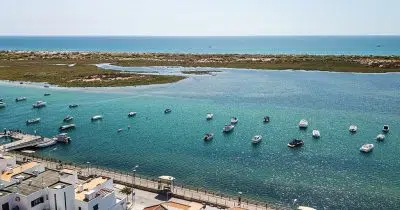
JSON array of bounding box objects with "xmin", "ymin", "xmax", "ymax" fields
[
  {"xmin": 54, "ymin": 194, "xmax": 58, "ymax": 210},
  {"xmin": 2, "ymin": 203, "xmax": 10, "ymax": 210},
  {"xmin": 46, "ymin": 195, "xmax": 49, "ymax": 200},
  {"xmin": 78, "ymin": 207, "xmax": 82, "ymax": 210},
  {"xmin": 93, "ymin": 204, "xmax": 99, "ymax": 210},
  {"xmin": 30, "ymin": 197, "xmax": 44, "ymax": 207},
  {"xmin": 64, "ymin": 192, "xmax": 68, "ymax": 210}
]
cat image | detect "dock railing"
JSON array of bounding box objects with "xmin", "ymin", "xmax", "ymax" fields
[{"xmin": 10, "ymin": 152, "xmax": 290, "ymax": 210}]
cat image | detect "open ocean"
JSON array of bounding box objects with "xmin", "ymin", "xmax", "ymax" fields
[
  {"xmin": 1, "ymin": 36, "xmax": 400, "ymax": 209},
  {"xmin": 0, "ymin": 36, "xmax": 400, "ymax": 55}
]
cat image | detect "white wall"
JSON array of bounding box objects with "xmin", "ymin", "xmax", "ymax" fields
[
  {"xmin": 0, "ymin": 192, "xmax": 16, "ymax": 210},
  {"xmin": 48, "ymin": 184, "xmax": 75, "ymax": 210}
]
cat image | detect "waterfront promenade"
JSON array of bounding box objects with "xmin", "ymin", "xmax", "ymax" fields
[{"xmin": 9, "ymin": 152, "xmax": 287, "ymax": 210}]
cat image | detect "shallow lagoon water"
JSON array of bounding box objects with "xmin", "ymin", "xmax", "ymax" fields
[{"xmin": 1, "ymin": 68, "xmax": 400, "ymax": 209}]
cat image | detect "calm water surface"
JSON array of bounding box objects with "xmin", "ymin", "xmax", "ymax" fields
[
  {"xmin": 1, "ymin": 68, "xmax": 400, "ymax": 209},
  {"xmin": 1, "ymin": 36, "xmax": 400, "ymax": 55}
]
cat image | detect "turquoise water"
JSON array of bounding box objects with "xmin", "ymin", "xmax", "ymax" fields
[
  {"xmin": 1, "ymin": 69, "xmax": 400, "ymax": 209},
  {"xmin": 1, "ymin": 36, "xmax": 400, "ymax": 55}
]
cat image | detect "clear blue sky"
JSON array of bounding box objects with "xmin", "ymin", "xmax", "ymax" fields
[{"xmin": 1, "ymin": 0, "xmax": 399, "ymax": 36}]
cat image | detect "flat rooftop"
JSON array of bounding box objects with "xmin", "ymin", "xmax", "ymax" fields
[
  {"xmin": 75, "ymin": 177, "xmax": 108, "ymax": 201},
  {"xmin": 0, "ymin": 161, "xmax": 39, "ymax": 182},
  {"xmin": 5, "ymin": 170, "xmax": 71, "ymax": 196}
]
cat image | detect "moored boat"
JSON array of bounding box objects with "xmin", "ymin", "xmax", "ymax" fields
[
  {"xmin": 223, "ymin": 124, "xmax": 235, "ymax": 132},
  {"xmin": 312, "ymin": 129, "xmax": 320, "ymax": 138},
  {"xmin": 69, "ymin": 104, "xmax": 79, "ymax": 108},
  {"xmin": 349, "ymin": 125, "xmax": 358, "ymax": 133},
  {"xmin": 117, "ymin": 128, "xmax": 123, "ymax": 132},
  {"xmin": 298, "ymin": 119, "xmax": 308, "ymax": 129},
  {"xmin": 382, "ymin": 125, "xmax": 389, "ymax": 133},
  {"xmin": 288, "ymin": 139, "xmax": 304, "ymax": 148},
  {"xmin": 0, "ymin": 102, "xmax": 5, "ymax": 108},
  {"xmin": 59, "ymin": 124, "xmax": 76, "ymax": 131},
  {"xmin": 32, "ymin": 101, "xmax": 46, "ymax": 108},
  {"xmin": 360, "ymin": 144, "xmax": 374, "ymax": 153},
  {"xmin": 230, "ymin": 117, "xmax": 238, "ymax": 124},
  {"xmin": 206, "ymin": 113, "xmax": 214, "ymax": 120},
  {"xmin": 252, "ymin": 135, "xmax": 262, "ymax": 144},
  {"xmin": 263, "ymin": 116, "xmax": 270, "ymax": 123},
  {"xmin": 36, "ymin": 138, "xmax": 57, "ymax": 148},
  {"xmin": 15, "ymin": 97, "xmax": 27, "ymax": 102},
  {"xmin": 26, "ymin": 118, "xmax": 40, "ymax": 125},
  {"xmin": 164, "ymin": 108, "xmax": 172, "ymax": 114},
  {"xmin": 63, "ymin": 115, "xmax": 73, "ymax": 122},
  {"xmin": 91, "ymin": 115, "xmax": 103, "ymax": 121},
  {"xmin": 376, "ymin": 134, "xmax": 385, "ymax": 141},
  {"xmin": 203, "ymin": 133, "xmax": 214, "ymax": 141},
  {"xmin": 44, "ymin": 93, "xmax": 51, "ymax": 96},
  {"xmin": 55, "ymin": 133, "xmax": 71, "ymax": 143},
  {"xmin": 128, "ymin": 112, "xmax": 137, "ymax": 117}
]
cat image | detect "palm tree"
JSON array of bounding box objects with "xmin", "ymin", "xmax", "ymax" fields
[{"xmin": 120, "ymin": 186, "xmax": 132, "ymax": 204}]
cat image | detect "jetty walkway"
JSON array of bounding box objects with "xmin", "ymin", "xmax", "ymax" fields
[
  {"xmin": 0, "ymin": 131, "xmax": 46, "ymax": 151},
  {"xmin": 9, "ymin": 152, "xmax": 288, "ymax": 210}
]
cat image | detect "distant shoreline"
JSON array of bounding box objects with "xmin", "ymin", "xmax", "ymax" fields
[{"xmin": 1, "ymin": 51, "xmax": 400, "ymax": 87}]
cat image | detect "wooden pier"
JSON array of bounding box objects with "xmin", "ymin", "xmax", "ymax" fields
[{"xmin": 0, "ymin": 131, "xmax": 46, "ymax": 151}]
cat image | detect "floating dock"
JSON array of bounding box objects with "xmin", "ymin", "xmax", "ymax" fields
[{"xmin": 0, "ymin": 132, "xmax": 47, "ymax": 151}]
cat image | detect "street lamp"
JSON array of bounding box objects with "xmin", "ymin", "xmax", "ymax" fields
[
  {"xmin": 132, "ymin": 165, "xmax": 139, "ymax": 205},
  {"xmin": 238, "ymin": 191, "xmax": 242, "ymax": 207},
  {"xmin": 86, "ymin": 161, "xmax": 90, "ymax": 177},
  {"xmin": 48, "ymin": 147, "xmax": 57, "ymax": 169}
]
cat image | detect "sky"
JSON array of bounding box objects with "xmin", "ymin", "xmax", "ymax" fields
[{"xmin": 0, "ymin": 0, "xmax": 399, "ymax": 36}]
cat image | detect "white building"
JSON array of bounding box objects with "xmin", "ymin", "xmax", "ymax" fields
[{"xmin": 0, "ymin": 163, "xmax": 126, "ymax": 210}]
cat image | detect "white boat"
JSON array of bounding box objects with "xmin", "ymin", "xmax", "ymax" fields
[
  {"xmin": 252, "ymin": 135, "xmax": 262, "ymax": 144},
  {"xmin": 55, "ymin": 133, "xmax": 71, "ymax": 143},
  {"xmin": 0, "ymin": 102, "xmax": 6, "ymax": 108},
  {"xmin": 312, "ymin": 129, "xmax": 320, "ymax": 138},
  {"xmin": 349, "ymin": 125, "xmax": 358, "ymax": 132},
  {"xmin": 128, "ymin": 112, "xmax": 137, "ymax": 117},
  {"xmin": 360, "ymin": 144, "xmax": 374, "ymax": 153},
  {"xmin": 32, "ymin": 101, "xmax": 47, "ymax": 108},
  {"xmin": 91, "ymin": 115, "xmax": 103, "ymax": 121},
  {"xmin": 26, "ymin": 118, "xmax": 40, "ymax": 125},
  {"xmin": 203, "ymin": 133, "xmax": 214, "ymax": 141},
  {"xmin": 230, "ymin": 117, "xmax": 238, "ymax": 124},
  {"xmin": 69, "ymin": 104, "xmax": 79, "ymax": 108},
  {"xmin": 223, "ymin": 124, "xmax": 235, "ymax": 132},
  {"xmin": 59, "ymin": 124, "xmax": 75, "ymax": 131},
  {"xmin": 36, "ymin": 138, "xmax": 57, "ymax": 148},
  {"xmin": 117, "ymin": 128, "xmax": 123, "ymax": 132},
  {"xmin": 376, "ymin": 134, "xmax": 385, "ymax": 141},
  {"xmin": 63, "ymin": 115, "xmax": 73, "ymax": 122},
  {"xmin": 164, "ymin": 109, "xmax": 172, "ymax": 114},
  {"xmin": 382, "ymin": 125, "xmax": 389, "ymax": 133},
  {"xmin": 298, "ymin": 119, "xmax": 308, "ymax": 128},
  {"xmin": 15, "ymin": 97, "xmax": 27, "ymax": 102},
  {"xmin": 206, "ymin": 113, "xmax": 214, "ymax": 120}
]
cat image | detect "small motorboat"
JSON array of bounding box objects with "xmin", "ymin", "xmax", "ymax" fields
[
  {"xmin": 164, "ymin": 108, "xmax": 172, "ymax": 114},
  {"xmin": 15, "ymin": 97, "xmax": 27, "ymax": 102},
  {"xmin": 26, "ymin": 118, "xmax": 40, "ymax": 125},
  {"xmin": 0, "ymin": 98, "xmax": 3, "ymax": 102},
  {"xmin": 55, "ymin": 133, "xmax": 71, "ymax": 143},
  {"xmin": 312, "ymin": 129, "xmax": 320, "ymax": 138},
  {"xmin": 44, "ymin": 85, "xmax": 50, "ymax": 88},
  {"xmin": 59, "ymin": 124, "xmax": 76, "ymax": 131},
  {"xmin": 288, "ymin": 139, "xmax": 304, "ymax": 148},
  {"xmin": 32, "ymin": 101, "xmax": 46, "ymax": 108},
  {"xmin": 298, "ymin": 119, "xmax": 308, "ymax": 129},
  {"xmin": 206, "ymin": 113, "xmax": 214, "ymax": 120},
  {"xmin": 252, "ymin": 135, "xmax": 262, "ymax": 144},
  {"xmin": 0, "ymin": 102, "xmax": 5, "ymax": 108},
  {"xmin": 203, "ymin": 133, "xmax": 214, "ymax": 141},
  {"xmin": 44, "ymin": 93, "xmax": 51, "ymax": 96},
  {"xmin": 69, "ymin": 104, "xmax": 79, "ymax": 108},
  {"xmin": 382, "ymin": 125, "xmax": 389, "ymax": 133},
  {"xmin": 117, "ymin": 128, "xmax": 123, "ymax": 132},
  {"xmin": 63, "ymin": 115, "xmax": 73, "ymax": 122},
  {"xmin": 376, "ymin": 134, "xmax": 385, "ymax": 141},
  {"xmin": 349, "ymin": 125, "xmax": 358, "ymax": 133},
  {"xmin": 91, "ymin": 115, "xmax": 103, "ymax": 121},
  {"xmin": 230, "ymin": 117, "xmax": 238, "ymax": 124},
  {"xmin": 223, "ymin": 124, "xmax": 235, "ymax": 132},
  {"xmin": 263, "ymin": 116, "xmax": 270, "ymax": 123},
  {"xmin": 36, "ymin": 138, "xmax": 57, "ymax": 148},
  {"xmin": 360, "ymin": 144, "xmax": 374, "ymax": 153},
  {"xmin": 128, "ymin": 112, "xmax": 137, "ymax": 117}
]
